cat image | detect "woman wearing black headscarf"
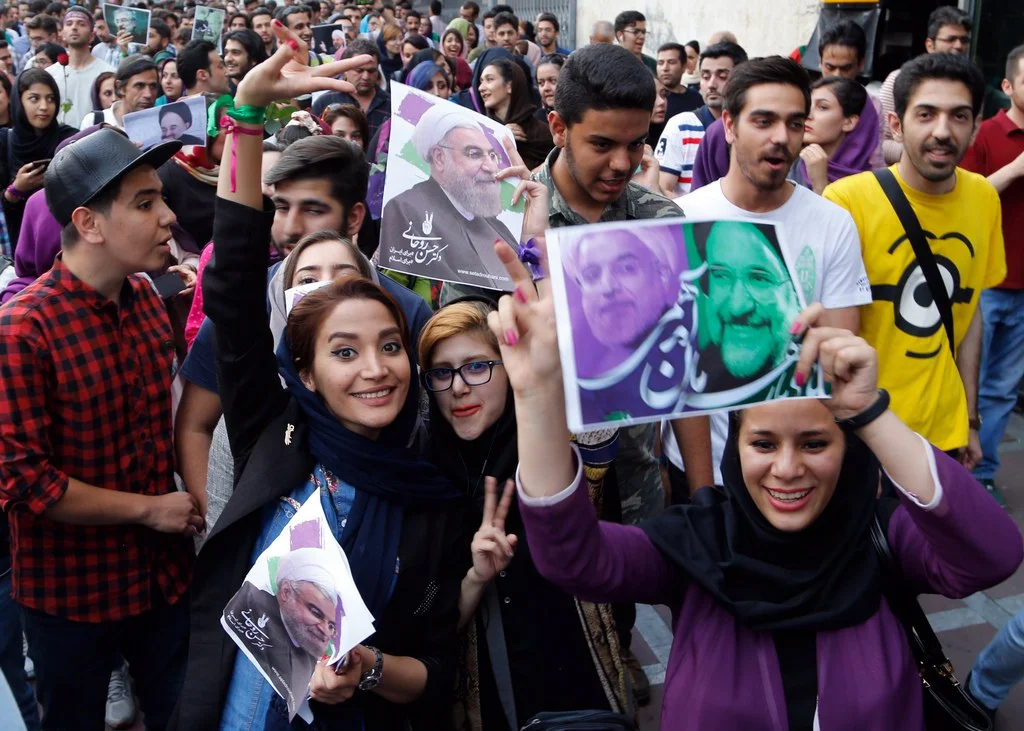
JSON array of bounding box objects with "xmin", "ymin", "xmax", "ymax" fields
[
  {"xmin": 490, "ymin": 255, "xmax": 1023, "ymax": 731},
  {"xmin": 418, "ymin": 299, "xmax": 628, "ymax": 730},
  {"xmin": 477, "ymin": 58, "xmax": 552, "ymax": 170},
  {"xmin": 0, "ymin": 68, "xmax": 76, "ymax": 250}
]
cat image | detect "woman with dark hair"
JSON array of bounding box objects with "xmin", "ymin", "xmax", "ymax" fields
[
  {"xmin": 400, "ymin": 33, "xmax": 430, "ymax": 73},
  {"xmin": 682, "ymin": 40, "xmax": 701, "ymax": 89},
  {"xmin": 796, "ymin": 76, "xmax": 877, "ymax": 195},
  {"xmin": 0, "ymin": 72, "xmax": 11, "ymax": 128},
  {"xmin": 32, "ymin": 41, "xmax": 65, "ymax": 70},
  {"xmin": 157, "ymin": 58, "xmax": 183, "ymax": 105},
  {"xmin": 228, "ymin": 11, "xmax": 251, "ymax": 30},
  {"xmin": 419, "ymin": 300, "xmax": 629, "ymax": 730},
  {"xmin": 176, "ymin": 28, "xmax": 464, "ymax": 730},
  {"xmin": 486, "ymin": 245, "xmax": 1023, "ymax": 730},
  {"xmin": 0, "ymin": 68, "xmax": 76, "ymax": 248},
  {"xmin": 478, "ymin": 57, "xmax": 552, "ymax": 169},
  {"xmin": 442, "ymin": 25, "xmax": 466, "ymax": 59},
  {"xmin": 91, "ymin": 70, "xmax": 116, "ymax": 112},
  {"xmin": 533, "ymin": 53, "xmax": 564, "ymax": 121},
  {"xmin": 322, "ymin": 102, "xmax": 369, "ymax": 151}
]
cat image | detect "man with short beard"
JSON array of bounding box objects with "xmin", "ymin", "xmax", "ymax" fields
[
  {"xmin": 380, "ymin": 105, "xmax": 517, "ymax": 290},
  {"xmin": 47, "ymin": 7, "xmax": 113, "ymax": 127}
]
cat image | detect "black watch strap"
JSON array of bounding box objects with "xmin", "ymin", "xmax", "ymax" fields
[{"xmin": 836, "ymin": 388, "xmax": 890, "ymax": 431}]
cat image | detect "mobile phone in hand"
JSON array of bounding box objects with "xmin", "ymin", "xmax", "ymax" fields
[
  {"xmin": 32, "ymin": 158, "xmax": 51, "ymax": 170},
  {"xmin": 153, "ymin": 271, "xmax": 187, "ymax": 299}
]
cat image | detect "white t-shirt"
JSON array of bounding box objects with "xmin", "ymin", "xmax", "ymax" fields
[
  {"xmin": 661, "ymin": 180, "xmax": 872, "ymax": 479},
  {"xmin": 654, "ymin": 110, "xmax": 706, "ymax": 197},
  {"xmin": 47, "ymin": 56, "xmax": 114, "ymax": 129}
]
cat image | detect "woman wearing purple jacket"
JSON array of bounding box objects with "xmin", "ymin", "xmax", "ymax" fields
[{"xmin": 485, "ymin": 251, "xmax": 1023, "ymax": 731}]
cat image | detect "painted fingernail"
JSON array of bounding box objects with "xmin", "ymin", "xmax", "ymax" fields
[
  {"xmin": 795, "ymin": 371, "xmax": 806, "ymax": 387},
  {"xmin": 288, "ymin": 39, "xmax": 299, "ymax": 51},
  {"xmin": 505, "ymin": 330, "xmax": 518, "ymax": 346},
  {"xmin": 789, "ymin": 321, "xmax": 802, "ymax": 335},
  {"xmin": 273, "ymin": 18, "xmax": 283, "ymax": 26},
  {"xmin": 514, "ymin": 287, "xmax": 526, "ymax": 304}
]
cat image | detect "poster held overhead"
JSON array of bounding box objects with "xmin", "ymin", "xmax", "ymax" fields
[{"xmin": 102, "ymin": 3, "xmax": 150, "ymax": 46}]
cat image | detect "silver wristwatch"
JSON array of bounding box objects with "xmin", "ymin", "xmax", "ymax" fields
[{"xmin": 358, "ymin": 645, "xmax": 383, "ymax": 691}]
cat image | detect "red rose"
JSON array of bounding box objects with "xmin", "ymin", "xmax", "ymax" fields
[{"xmin": 57, "ymin": 53, "xmax": 69, "ymax": 66}]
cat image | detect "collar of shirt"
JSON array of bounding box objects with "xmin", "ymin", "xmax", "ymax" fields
[
  {"xmin": 50, "ymin": 255, "xmax": 136, "ymax": 312},
  {"xmin": 992, "ymin": 108, "xmax": 1024, "ymax": 137},
  {"xmin": 533, "ymin": 147, "xmax": 635, "ymax": 227}
]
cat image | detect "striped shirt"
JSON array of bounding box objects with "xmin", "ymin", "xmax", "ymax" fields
[{"xmin": 654, "ymin": 110, "xmax": 708, "ymax": 197}]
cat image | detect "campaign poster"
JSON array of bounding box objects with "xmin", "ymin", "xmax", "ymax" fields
[
  {"xmin": 379, "ymin": 81, "xmax": 525, "ymax": 292},
  {"xmin": 123, "ymin": 95, "xmax": 207, "ymax": 150},
  {"xmin": 221, "ymin": 491, "xmax": 375, "ymax": 722},
  {"xmin": 192, "ymin": 5, "xmax": 225, "ymax": 51},
  {"xmin": 311, "ymin": 23, "xmax": 346, "ymax": 56},
  {"xmin": 547, "ymin": 218, "xmax": 828, "ymax": 431},
  {"xmin": 103, "ymin": 3, "xmax": 150, "ymax": 45}
]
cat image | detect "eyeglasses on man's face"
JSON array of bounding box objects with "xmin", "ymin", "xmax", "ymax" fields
[{"xmin": 422, "ymin": 360, "xmax": 504, "ymax": 392}]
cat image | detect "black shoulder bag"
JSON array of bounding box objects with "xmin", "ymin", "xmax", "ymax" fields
[
  {"xmin": 873, "ymin": 169, "xmax": 956, "ymax": 356},
  {"xmin": 870, "ymin": 515, "xmax": 992, "ymax": 730},
  {"xmin": 520, "ymin": 710, "xmax": 635, "ymax": 731}
]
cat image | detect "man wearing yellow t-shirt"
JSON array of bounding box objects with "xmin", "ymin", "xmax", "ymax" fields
[{"xmin": 825, "ymin": 53, "xmax": 1006, "ymax": 465}]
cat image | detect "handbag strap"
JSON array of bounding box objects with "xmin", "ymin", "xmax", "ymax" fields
[
  {"xmin": 872, "ymin": 169, "xmax": 956, "ymax": 357},
  {"xmin": 869, "ymin": 514, "xmax": 949, "ymax": 666}
]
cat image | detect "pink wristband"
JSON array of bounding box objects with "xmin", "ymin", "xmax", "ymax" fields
[{"xmin": 219, "ymin": 114, "xmax": 263, "ymax": 193}]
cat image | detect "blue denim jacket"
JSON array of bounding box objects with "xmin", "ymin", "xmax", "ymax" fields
[{"xmin": 220, "ymin": 465, "xmax": 394, "ymax": 730}]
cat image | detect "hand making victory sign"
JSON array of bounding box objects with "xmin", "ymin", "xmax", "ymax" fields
[{"xmin": 468, "ymin": 477, "xmax": 519, "ymax": 584}]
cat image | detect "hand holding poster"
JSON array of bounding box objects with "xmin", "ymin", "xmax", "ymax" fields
[
  {"xmin": 547, "ymin": 218, "xmax": 828, "ymax": 431},
  {"xmin": 221, "ymin": 491, "xmax": 375, "ymax": 722},
  {"xmin": 123, "ymin": 96, "xmax": 207, "ymax": 150},
  {"xmin": 379, "ymin": 82, "xmax": 525, "ymax": 292},
  {"xmin": 192, "ymin": 6, "xmax": 226, "ymax": 51},
  {"xmin": 102, "ymin": 3, "xmax": 150, "ymax": 46}
]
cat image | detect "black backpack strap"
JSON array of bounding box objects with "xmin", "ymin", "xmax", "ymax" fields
[{"xmin": 872, "ymin": 169, "xmax": 956, "ymax": 357}]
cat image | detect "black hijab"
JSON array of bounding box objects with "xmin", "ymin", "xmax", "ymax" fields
[
  {"xmin": 642, "ymin": 416, "xmax": 896, "ymax": 632},
  {"xmin": 5, "ymin": 69, "xmax": 76, "ymax": 186}
]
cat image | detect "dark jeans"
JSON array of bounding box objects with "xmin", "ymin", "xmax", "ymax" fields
[
  {"xmin": 20, "ymin": 590, "xmax": 189, "ymax": 731},
  {"xmin": 0, "ymin": 557, "xmax": 39, "ymax": 731}
]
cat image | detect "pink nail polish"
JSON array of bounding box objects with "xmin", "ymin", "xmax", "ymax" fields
[
  {"xmin": 506, "ymin": 330, "xmax": 518, "ymax": 346},
  {"xmin": 513, "ymin": 287, "xmax": 526, "ymax": 304},
  {"xmin": 795, "ymin": 371, "xmax": 806, "ymax": 387},
  {"xmin": 789, "ymin": 321, "xmax": 802, "ymax": 335}
]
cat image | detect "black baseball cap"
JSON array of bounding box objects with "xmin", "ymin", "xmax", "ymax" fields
[{"xmin": 44, "ymin": 128, "xmax": 182, "ymax": 226}]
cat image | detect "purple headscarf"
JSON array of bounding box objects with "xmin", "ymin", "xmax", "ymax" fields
[
  {"xmin": 796, "ymin": 93, "xmax": 880, "ymax": 185},
  {"xmin": 0, "ymin": 189, "xmax": 62, "ymax": 303}
]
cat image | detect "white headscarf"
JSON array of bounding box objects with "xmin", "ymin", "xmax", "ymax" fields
[
  {"xmin": 411, "ymin": 103, "xmax": 480, "ymax": 162},
  {"xmin": 277, "ymin": 547, "xmax": 339, "ymax": 605}
]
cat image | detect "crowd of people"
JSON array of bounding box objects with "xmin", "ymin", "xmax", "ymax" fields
[{"xmin": 0, "ymin": 1, "xmax": 1022, "ymax": 730}]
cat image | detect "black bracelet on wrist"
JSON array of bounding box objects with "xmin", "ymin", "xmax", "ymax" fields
[{"xmin": 835, "ymin": 388, "xmax": 890, "ymax": 431}]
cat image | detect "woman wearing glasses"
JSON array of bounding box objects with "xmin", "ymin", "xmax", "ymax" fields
[{"xmin": 417, "ymin": 299, "xmax": 631, "ymax": 730}]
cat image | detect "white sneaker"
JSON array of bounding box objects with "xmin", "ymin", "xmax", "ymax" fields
[
  {"xmin": 22, "ymin": 634, "xmax": 33, "ymax": 680},
  {"xmin": 105, "ymin": 660, "xmax": 136, "ymax": 729}
]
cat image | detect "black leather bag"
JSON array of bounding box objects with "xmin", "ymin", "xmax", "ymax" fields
[
  {"xmin": 870, "ymin": 516, "xmax": 993, "ymax": 730},
  {"xmin": 520, "ymin": 710, "xmax": 635, "ymax": 730}
]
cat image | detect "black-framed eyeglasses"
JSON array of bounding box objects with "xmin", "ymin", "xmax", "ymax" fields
[{"xmin": 422, "ymin": 360, "xmax": 503, "ymax": 392}]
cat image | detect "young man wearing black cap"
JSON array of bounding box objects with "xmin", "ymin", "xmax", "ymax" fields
[{"xmin": 0, "ymin": 128, "xmax": 203, "ymax": 729}]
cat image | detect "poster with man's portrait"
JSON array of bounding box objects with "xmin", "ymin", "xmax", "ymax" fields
[
  {"xmin": 548, "ymin": 218, "xmax": 828, "ymax": 431},
  {"xmin": 380, "ymin": 82, "xmax": 525, "ymax": 292},
  {"xmin": 192, "ymin": 5, "xmax": 225, "ymax": 51},
  {"xmin": 102, "ymin": 3, "xmax": 150, "ymax": 46},
  {"xmin": 123, "ymin": 95, "xmax": 207, "ymax": 150},
  {"xmin": 312, "ymin": 23, "xmax": 346, "ymax": 55},
  {"xmin": 221, "ymin": 492, "xmax": 375, "ymax": 722}
]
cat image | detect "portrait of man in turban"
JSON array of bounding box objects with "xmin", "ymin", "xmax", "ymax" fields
[{"xmin": 380, "ymin": 102, "xmax": 519, "ymax": 291}]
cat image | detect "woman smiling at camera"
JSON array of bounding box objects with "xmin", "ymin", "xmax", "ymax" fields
[
  {"xmin": 171, "ymin": 24, "xmax": 464, "ymax": 731},
  {"xmin": 486, "ymin": 246, "xmax": 1023, "ymax": 730},
  {"xmin": 418, "ymin": 299, "xmax": 630, "ymax": 729}
]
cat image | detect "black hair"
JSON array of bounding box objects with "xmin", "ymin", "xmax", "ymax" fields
[
  {"xmin": 700, "ymin": 41, "xmax": 748, "ymax": 67},
  {"xmin": 554, "ymin": 43, "xmax": 655, "ymax": 126},
  {"xmin": 275, "ymin": 5, "xmax": 309, "ymax": 27},
  {"xmin": 536, "ymin": 12, "xmax": 558, "ymax": 33},
  {"xmin": 429, "ymin": 0, "xmax": 442, "ymax": 16},
  {"xmin": 927, "ymin": 6, "xmax": 971, "ymax": 40},
  {"xmin": 460, "ymin": 0, "xmax": 479, "ymax": 12},
  {"xmin": 685, "ymin": 40, "xmax": 700, "ymax": 55},
  {"xmin": 224, "ymin": 28, "xmax": 268, "ymax": 65},
  {"xmin": 62, "ymin": 178, "xmax": 122, "ymax": 248},
  {"xmin": 1008, "ymin": 44, "xmax": 1024, "ymax": 82},
  {"xmin": 492, "ymin": 4, "xmax": 514, "ymax": 14},
  {"xmin": 481, "ymin": 9, "xmax": 496, "ymax": 22},
  {"xmin": 33, "ymin": 40, "xmax": 63, "ymax": 63},
  {"xmin": 176, "ymin": 40, "xmax": 216, "ymax": 89},
  {"xmin": 24, "ymin": 13, "xmax": 56, "ymax": 34},
  {"xmin": 810, "ymin": 75, "xmax": 867, "ymax": 117},
  {"xmin": 536, "ymin": 53, "xmax": 566, "ymax": 73},
  {"xmin": 18, "ymin": 66, "xmax": 59, "ymax": 101},
  {"xmin": 893, "ymin": 52, "xmax": 985, "ymax": 120},
  {"xmin": 818, "ymin": 19, "xmax": 867, "ymax": 63},
  {"xmin": 26, "ymin": 0, "xmax": 46, "ymax": 15},
  {"xmin": 657, "ymin": 42, "xmax": 686, "ymax": 62},
  {"xmin": 0, "ymin": 66, "xmax": 11, "ymax": 100},
  {"xmin": 150, "ymin": 19, "xmax": 171, "ymax": 41},
  {"xmin": 117, "ymin": 54, "xmax": 157, "ymax": 84},
  {"xmin": 402, "ymin": 33, "xmax": 429, "ymax": 56},
  {"xmin": 250, "ymin": 7, "xmax": 272, "ymax": 21},
  {"xmin": 342, "ymin": 37, "xmax": 379, "ymax": 62},
  {"xmin": 492, "ymin": 11, "xmax": 517, "ymax": 32},
  {"xmin": 159, "ymin": 100, "xmax": 192, "ymax": 127},
  {"xmin": 264, "ymin": 135, "xmax": 369, "ymax": 213},
  {"xmin": 613, "ymin": 10, "xmax": 645, "ymax": 35},
  {"xmin": 723, "ymin": 55, "xmax": 810, "ymax": 118},
  {"xmin": 405, "ymin": 9, "xmax": 420, "ymax": 21},
  {"xmin": 228, "ymin": 12, "xmax": 251, "ymax": 29}
]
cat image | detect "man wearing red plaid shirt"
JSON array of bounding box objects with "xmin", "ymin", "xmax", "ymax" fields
[{"xmin": 0, "ymin": 128, "xmax": 203, "ymax": 730}]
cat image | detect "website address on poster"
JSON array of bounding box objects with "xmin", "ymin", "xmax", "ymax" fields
[{"xmin": 457, "ymin": 269, "xmax": 508, "ymax": 282}]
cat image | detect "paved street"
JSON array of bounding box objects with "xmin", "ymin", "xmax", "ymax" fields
[{"xmin": 633, "ymin": 411, "xmax": 1024, "ymax": 730}]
